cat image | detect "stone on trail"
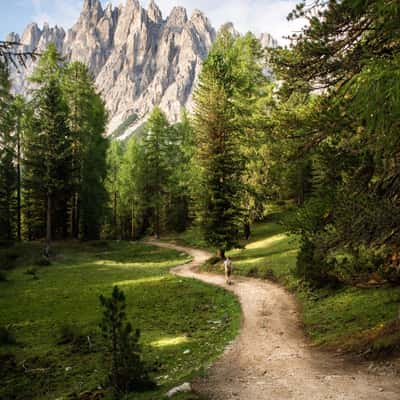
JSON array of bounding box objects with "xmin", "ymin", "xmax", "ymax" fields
[{"xmin": 166, "ymin": 382, "xmax": 192, "ymax": 397}]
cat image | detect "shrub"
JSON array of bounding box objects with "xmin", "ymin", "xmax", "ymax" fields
[
  {"xmin": 0, "ymin": 271, "xmax": 7, "ymax": 282},
  {"xmin": 57, "ymin": 323, "xmax": 94, "ymax": 353},
  {"xmin": 99, "ymin": 286, "xmax": 154, "ymax": 396},
  {"xmin": 24, "ymin": 268, "xmax": 38, "ymax": 279},
  {"xmin": 262, "ymin": 268, "xmax": 277, "ymax": 282},
  {"xmin": 0, "ymin": 325, "xmax": 16, "ymax": 346},
  {"xmin": 207, "ymin": 256, "xmax": 221, "ymax": 266},
  {"xmin": 296, "ymin": 238, "xmax": 339, "ymax": 288},
  {"xmin": 246, "ymin": 267, "xmax": 259, "ymax": 278}
]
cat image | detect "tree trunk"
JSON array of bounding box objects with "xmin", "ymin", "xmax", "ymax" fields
[
  {"xmin": 131, "ymin": 200, "xmax": 135, "ymax": 240},
  {"xmin": 218, "ymin": 249, "xmax": 225, "ymax": 259},
  {"xmin": 244, "ymin": 221, "xmax": 251, "ymax": 240},
  {"xmin": 45, "ymin": 194, "xmax": 52, "ymax": 257},
  {"xmin": 113, "ymin": 191, "xmax": 117, "ymax": 239},
  {"xmin": 76, "ymin": 195, "xmax": 80, "ymax": 239},
  {"xmin": 155, "ymin": 202, "xmax": 160, "ymax": 239},
  {"xmin": 71, "ymin": 193, "xmax": 77, "ymax": 239}
]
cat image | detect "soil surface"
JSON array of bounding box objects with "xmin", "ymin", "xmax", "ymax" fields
[{"xmin": 149, "ymin": 241, "xmax": 400, "ymax": 400}]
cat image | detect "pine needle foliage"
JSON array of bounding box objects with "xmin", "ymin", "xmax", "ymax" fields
[{"xmin": 99, "ymin": 286, "xmax": 153, "ymax": 397}]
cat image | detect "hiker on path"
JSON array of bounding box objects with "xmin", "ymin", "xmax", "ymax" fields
[{"xmin": 224, "ymin": 256, "xmax": 233, "ymax": 285}]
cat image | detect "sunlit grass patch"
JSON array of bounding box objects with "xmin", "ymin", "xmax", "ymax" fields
[
  {"xmin": 245, "ymin": 233, "xmax": 287, "ymax": 250},
  {"xmin": 151, "ymin": 335, "xmax": 190, "ymax": 348}
]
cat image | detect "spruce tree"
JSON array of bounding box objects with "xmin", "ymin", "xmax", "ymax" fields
[
  {"xmin": 0, "ymin": 61, "xmax": 16, "ymax": 240},
  {"xmin": 106, "ymin": 140, "xmax": 123, "ymax": 239},
  {"xmin": 193, "ymin": 29, "xmax": 245, "ymax": 258},
  {"xmin": 142, "ymin": 107, "xmax": 173, "ymax": 238},
  {"xmin": 119, "ymin": 136, "xmax": 144, "ymax": 240},
  {"xmin": 63, "ymin": 62, "xmax": 108, "ymax": 240},
  {"xmin": 24, "ymin": 45, "xmax": 72, "ymax": 250}
]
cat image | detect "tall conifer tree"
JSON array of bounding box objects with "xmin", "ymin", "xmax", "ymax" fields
[{"xmin": 0, "ymin": 61, "xmax": 16, "ymax": 240}]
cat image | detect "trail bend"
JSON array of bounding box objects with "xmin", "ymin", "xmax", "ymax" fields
[{"xmin": 148, "ymin": 240, "xmax": 400, "ymax": 400}]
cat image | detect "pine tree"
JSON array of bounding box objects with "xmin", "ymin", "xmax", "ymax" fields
[
  {"xmin": 193, "ymin": 29, "xmax": 245, "ymax": 258},
  {"xmin": 23, "ymin": 45, "xmax": 72, "ymax": 251},
  {"xmin": 99, "ymin": 286, "xmax": 153, "ymax": 395},
  {"xmin": 142, "ymin": 107, "xmax": 173, "ymax": 238},
  {"xmin": 0, "ymin": 61, "xmax": 16, "ymax": 240},
  {"xmin": 63, "ymin": 61, "xmax": 108, "ymax": 240},
  {"xmin": 106, "ymin": 140, "xmax": 123, "ymax": 239},
  {"xmin": 119, "ymin": 136, "xmax": 144, "ymax": 240}
]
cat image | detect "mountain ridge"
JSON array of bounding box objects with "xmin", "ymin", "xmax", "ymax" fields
[{"xmin": 7, "ymin": 0, "xmax": 277, "ymax": 138}]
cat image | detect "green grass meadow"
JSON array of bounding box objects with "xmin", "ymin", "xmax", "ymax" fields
[{"xmin": 0, "ymin": 241, "xmax": 240, "ymax": 400}]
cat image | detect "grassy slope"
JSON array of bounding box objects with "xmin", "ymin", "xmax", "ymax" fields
[
  {"xmin": 0, "ymin": 241, "xmax": 240, "ymax": 400},
  {"xmin": 172, "ymin": 219, "xmax": 400, "ymax": 354}
]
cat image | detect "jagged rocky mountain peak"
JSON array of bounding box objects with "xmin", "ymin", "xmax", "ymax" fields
[
  {"xmin": 9, "ymin": 0, "xmax": 277, "ymax": 139},
  {"xmin": 167, "ymin": 6, "xmax": 188, "ymax": 26},
  {"xmin": 147, "ymin": 0, "xmax": 162, "ymax": 23}
]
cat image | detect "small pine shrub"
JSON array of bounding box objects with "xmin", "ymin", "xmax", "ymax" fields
[
  {"xmin": 99, "ymin": 286, "xmax": 154, "ymax": 396},
  {"xmin": 0, "ymin": 325, "xmax": 16, "ymax": 346}
]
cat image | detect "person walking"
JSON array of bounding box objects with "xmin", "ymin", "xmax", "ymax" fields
[{"xmin": 224, "ymin": 256, "xmax": 233, "ymax": 285}]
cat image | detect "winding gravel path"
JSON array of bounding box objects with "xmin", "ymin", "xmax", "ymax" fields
[{"xmin": 149, "ymin": 240, "xmax": 400, "ymax": 400}]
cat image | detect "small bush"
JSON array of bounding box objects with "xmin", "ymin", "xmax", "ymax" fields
[
  {"xmin": 24, "ymin": 268, "xmax": 38, "ymax": 279},
  {"xmin": 296, "ymin": 238, "xmax": 339, "ymax": 288},
  {"xmin": 57, "ymin": 323, "xmax": 94, "ymax": 353},
  {"xmin": 0, "ymin": 271, "xmax": 7, "ymax": 282},
  {"xmin": 246, "ymin": 267, "xmax": 259, "ymax": 278},
  {"xmin": 57, "ymin": 323, "xmax": 81, "ymax": 345},
  {"xmin": 0, "ymin": 325, "xmax": 16, "ymax": 346},
  {"xmin": 262, "ymin": 268, "xmax": 277, "ymax": 282},
  {"xmin": 207, "ymin": 256, "xmax": 221, "ymax": 266}
]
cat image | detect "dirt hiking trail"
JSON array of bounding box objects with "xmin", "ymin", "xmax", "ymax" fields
[{"xmin": 149, "ymin": 241, "xmax": 400, "ymax": 400}]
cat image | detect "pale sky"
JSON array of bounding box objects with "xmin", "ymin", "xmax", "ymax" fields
[{"xmin": 1, "ymin": 0, "xmax": 307, "ymax": 45}]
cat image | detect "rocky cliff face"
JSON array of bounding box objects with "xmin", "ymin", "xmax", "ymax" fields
[{"xmin": 8, "ymin": 0, "xmax": 275, "ymax": 138}]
